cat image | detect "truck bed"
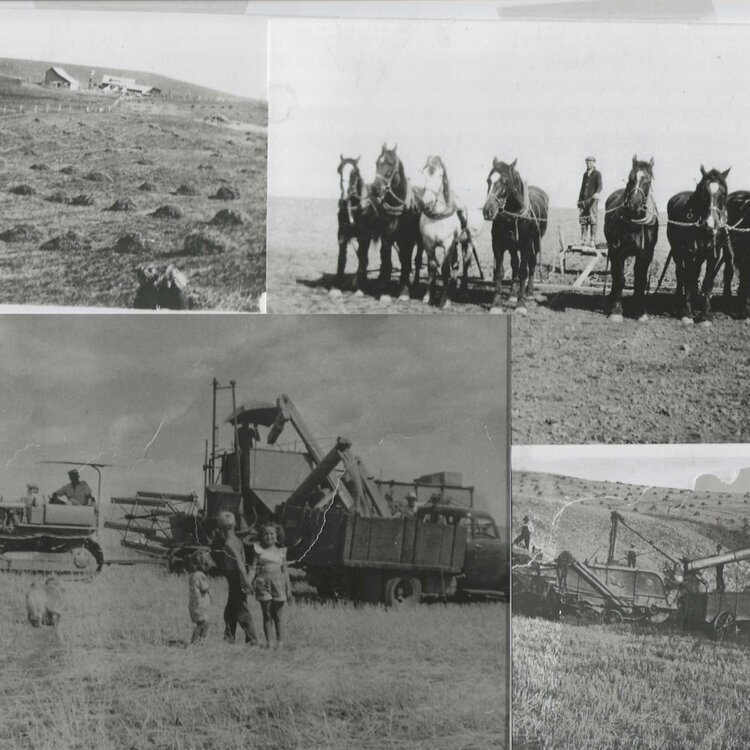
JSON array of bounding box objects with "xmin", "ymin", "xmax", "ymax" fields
[{"xmin": 281, "ymin": 506, "xmax": 466, "ymax": 573}]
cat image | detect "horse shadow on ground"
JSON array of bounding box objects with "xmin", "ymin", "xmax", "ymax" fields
[
  {"xmin": 298, "ymin": 272, "xmax": 502, "ymax": 309},
  {"xmin": 537, "ymin": 288, "xmax": 746, "ymax": 322}
]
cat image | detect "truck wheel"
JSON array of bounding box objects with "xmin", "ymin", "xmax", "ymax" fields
[{"xmin": 384, "ymin": 576, "xmax": 421, "ymax": 607}]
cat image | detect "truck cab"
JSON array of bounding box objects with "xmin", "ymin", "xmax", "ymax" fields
[{"xmin": 416, "ymin": 505, "xmax": 508, "ymax": 599}]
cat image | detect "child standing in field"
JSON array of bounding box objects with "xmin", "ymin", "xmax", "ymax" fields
[
  {"xmin": 188, "ymin": 548, "xmax": 213, "ymax": 644},
  {"xmin": 250, "ymin": 523, "xmax": 292, "ymax": 650}
]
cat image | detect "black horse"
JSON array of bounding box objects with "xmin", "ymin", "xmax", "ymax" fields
[
  {"xmin": 603, "ymin": 156, "xmax": 659, "ymax": 322},
  {"xmin": 727, "ymin": 190, "xmax": 750, "ymax": 320},
  {"xmin": 481, "ymin": 158, "xmax": 548, "ymax": 314},
  {"xmin": 371, "ymin": 144, "xmax": 422, "ymax": 299},
  {"xmin": 667, "ymin": 165, "xmax": 730, "ymax": 325},
  {"xmin": 336, "ymin": 155, "xmax": 380, "ymax": 290}
]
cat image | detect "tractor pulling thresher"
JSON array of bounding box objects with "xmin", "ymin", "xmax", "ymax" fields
[
  {"xmin": 513, "ymin": 510, "xmax": 750, "ymax": 640},
  {"xmin": 106, "ymin": 382, "xmax": 509, "ymax": 606}
]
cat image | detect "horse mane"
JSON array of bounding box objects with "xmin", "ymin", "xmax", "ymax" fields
[{"xmin": 439, "ymin": 158, "xmax": 450, "ymax": 203}]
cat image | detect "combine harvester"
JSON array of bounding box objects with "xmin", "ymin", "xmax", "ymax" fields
[
  {"xmin": 0, "ymin": 461, "xmax": 106, "ymax": 575},
  {"xmin": 107, "ymin": 381, "xmax": 509, "ymax": 605},
  {"xmin": 513, "ymin": 510, "xmax": 750, "ymax": 640}
]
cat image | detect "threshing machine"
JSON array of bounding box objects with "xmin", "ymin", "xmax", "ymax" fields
[{"xmin": 107, "ymin": 382, "xmax": 509, "ymax": 605}]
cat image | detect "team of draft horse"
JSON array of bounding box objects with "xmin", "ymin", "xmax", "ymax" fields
[{"xmin": 337, "ymin": 146, "xmax": 750, "ymax": 324}]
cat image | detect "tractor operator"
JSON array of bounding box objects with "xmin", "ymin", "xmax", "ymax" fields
[
  {"xmin": 513, "ymin": 515, "xmax": 533, "ymax": 550},
  {"xmin": 50, "ymin": 469, "xmax": 95, "ymax": 506},
  {"xmin": 578, "ymin": 156, "xmax": 602, "ymax": 247}
]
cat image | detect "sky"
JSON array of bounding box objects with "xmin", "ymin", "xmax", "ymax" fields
[
  {"xmin": 269, "ymin": 18, "xmax": 750, "ymax": 206},
  {"xmin": 513, "ymin": 444, "xmax": 750, "ymax": 491},
  {"xmin": 0, "ymin": 315, "xmax": 509, "ymax": 523},
  {"xmin": 0, "ymin": 7, "xmax": 267, "ymax": 99}
]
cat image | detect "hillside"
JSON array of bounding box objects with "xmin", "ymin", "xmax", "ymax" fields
[
  {"xmin": 512, "ymin": 470, "xmax": 750, "ymax": 588},
  {"xmin": 0, "ymin": 57, "xmax": 256, "ymax": 102}
]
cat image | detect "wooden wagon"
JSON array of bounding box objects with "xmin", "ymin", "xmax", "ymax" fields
[{"xmin": 679, "ymin": 591, "xmax": 750, "ymax": 641}]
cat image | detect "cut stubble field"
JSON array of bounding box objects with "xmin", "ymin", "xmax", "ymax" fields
[
  {"xmin": 0, "ymin": 92, "xmax": 266, "ymax": 310},
  {"xmin": 513, "ymin": 615, "xmax": 750, "ymax": 750},
  {"xmin": 0, "ymin": 567, "xmax": 507, "ymax": 750}
]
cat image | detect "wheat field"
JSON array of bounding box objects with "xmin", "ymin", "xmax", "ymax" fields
[{"xmin": 0, "ymin": 567, "xmax": 507, "ymax": 750}]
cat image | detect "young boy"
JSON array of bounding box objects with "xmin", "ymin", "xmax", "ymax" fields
[
  {"xmin": 217, "ymin": 511, "xmax": 258, "ymax": 645},
  {"xmin": 188, "ymin": 548, "xmax": 213, "ymax": 644}
]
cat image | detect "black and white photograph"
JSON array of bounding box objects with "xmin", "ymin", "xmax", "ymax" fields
[
  {"xmin": 0, "ymin": 313, "xmax": 510, "ymax": 749},
  {"xmin": 511, "ymin": 442, "xmax": 750, "ymax": 749},
  {"xmin": 0, "ymin": 6, "xmax": 267, "ymax": 310},
  {"xmin": 268, "ymin": 17, "xmax": 750, "ymax": 443}
]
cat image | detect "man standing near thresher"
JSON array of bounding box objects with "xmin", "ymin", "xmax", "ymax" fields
[
  {"xmin": 50, "ymin": 469, "xmax": 94, "ymax": 506},
  {"xmin": 403, "ymin": 491, "xmax": 419, "ymax": 518},
  {"xmin": 715, "ymin": 543, "xmax": 726, "ymax": 593},
  {"xmin": 217, "ymin": 511, "xmax": 258, "ymax": 646},
  {"xmin": 578, "ymin": 156, "xmax": 602, "ymax": 246},
  {"xmin": 513, "ymin": 515, "xmax": 533, "ymax": 550}
]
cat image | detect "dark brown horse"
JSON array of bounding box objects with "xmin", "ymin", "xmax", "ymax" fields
[
  {"xmin": 482, "ymin": 158, "xmax": 548, "ymax": 314},
  {"xmin": 727, "ymin": 190, "xmax": 750, "ymax": 320},
  {"xmin": 336, "ymin": 155, "xmax": 379, "ymax": 290},
  {"xmin": 603, "ymin": 156, "xmax": 659, "ymax": 322},
  {"xmin": 371, "ymin": 144, "xmax": 422, "ymax": 299},
  {"xmin": 667, "ymin": 165, "xmax": 730, "ymax": 325}
]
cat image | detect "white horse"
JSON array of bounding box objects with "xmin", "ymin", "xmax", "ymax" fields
[{"xmin": 418, "ymin": 156, "xmax": 476, "ymax": 307}]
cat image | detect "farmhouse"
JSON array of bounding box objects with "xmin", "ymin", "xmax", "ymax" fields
[
  {"xmin": 99, "ymin": 74, "xmax": 159, "ymax": 97},
  {"xmin": 43, "ymin": 67, "xmax": 80, "ymax": 90}
]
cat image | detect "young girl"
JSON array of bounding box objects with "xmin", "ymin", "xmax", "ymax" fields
[
  {"xmin": 188, "ymin": 548, "xmax": 213, "ymax": 644},
  {"xmin": 250, "ymin": 523, "xmax": 292, "ymax": 649}
]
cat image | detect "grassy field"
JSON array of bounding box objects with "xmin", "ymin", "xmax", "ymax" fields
[
  {"xmin": 0, "ymin": 78, "xmax": 266, "ymax": 310},
  {"xmin": 513, "ymin": 615, "xmax": 750, "ymax": 750},
  {"xmin": 0, "ymin": 567, "xmax": 507, "ymax": 750}
]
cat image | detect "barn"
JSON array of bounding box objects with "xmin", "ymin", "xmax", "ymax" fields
[{"xmin": 43, "ymin": 67, "xmax": 80, "ymax": 90}]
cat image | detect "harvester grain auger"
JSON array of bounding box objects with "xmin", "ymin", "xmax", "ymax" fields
[{"xmin": 0, "ymin": 460, "xmax": 108, "ymax": 575}]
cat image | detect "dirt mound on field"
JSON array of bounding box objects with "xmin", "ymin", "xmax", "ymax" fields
[
  {"xmin": 210, "ymin": 208, "xmax": 244, "ymax": 226},
  {"xmin": 182, "ymin": 229, "xmax": 232, "ymax": 256},
  {"xmin": 174, "ymin": 184, "xmax": 199, "ymax": 196},
  {"xmin": 45, "ymin": 192, "xmax": 68, "ymax": 204},
  {"xmin": 9, "ymin": 184, "xmax": 35, "ymax": 196},
  {"xmin": 138, "ymin": 182, "xmax": 155, "ymax": 192},
  {"xmin": 115, "ymin": 232, "xmax": 155, "ymax": 254},
  {"xmin": 106, "ymin": 198, "xmax": 135, "ymax": 212},
  {"xmin": 69, "ymin": 194, "xmax": 96, "ymax": 206},
  {"xmin": 85, "ymin": 171, "xmax": 109, "ymax": 183},
  {"xmin": 150, "ymin": 205, "xmax": 183, "ymax": 219},
  {"xmin": 40, "ymin": 231, "xmax": 90, "ymax": 252},
  {"xmin": 210, "ymin": 185, "xmax": 240, "ymax": 200},
  {"xmin": 59, "ymin": 165, "xmax": 77, "ymax": 175},
  {"xmin": 0, "ymin": 224, "xmax": 41, "ymax": 243}
]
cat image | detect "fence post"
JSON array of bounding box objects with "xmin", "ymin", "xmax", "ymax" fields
[
  {"xmin": 34, "ymin": 105, "xmax": 37, "ymax": 113},
  {"xmin": 46, "ymin": 104, "xmax": 49, "ymax": 113},
  {"xmin": 58, "ymin": 104, "xmax": 61, "ymax": 112}
]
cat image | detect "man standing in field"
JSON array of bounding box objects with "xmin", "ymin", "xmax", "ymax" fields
[
  {"xmin": 403, "ymin": 491, "xmax": 419, "ymax": 518},
  {"xmin": 578, "ymin": 156, "xmax": 602, "ymax": 246},
  {"xmin": 627, "ymin": 545, "xmax": 638, "ymax": 568},
  {"xmin": 513, "ymin": 515, "xmax": 533, "ymax": 550},
  {"xmin": 50, "ymin": 469, "xmax": 94, "ymax": 506},
  {"xmin": 716, "ymin": 544, "xmax": 726, "ymax": 593},
  {"xmin": 217, "ymin": 511, "xmax": 258, "ymax": 645}
]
